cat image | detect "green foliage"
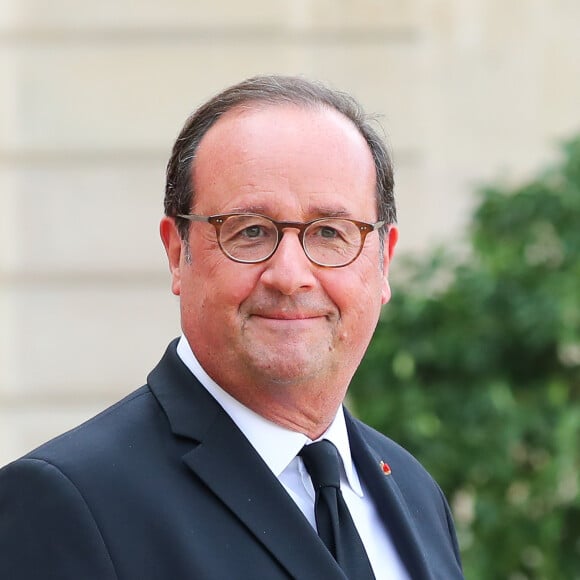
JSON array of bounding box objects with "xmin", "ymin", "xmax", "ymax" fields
[{"xmin": 350, "ymin": 137, "xmax": 580, "ymax": 579}]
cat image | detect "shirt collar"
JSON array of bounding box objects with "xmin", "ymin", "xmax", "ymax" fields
[{"xmin": 176, "ymin": 335, "xmax": 364, "ymax": 497}]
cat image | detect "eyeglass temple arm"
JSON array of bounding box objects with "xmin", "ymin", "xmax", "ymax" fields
[
  {"xmin": 367, "ymin": 220, "xmax": 386, "ymax": 231},
  {"xmin": 175, "ymin": 214, "xmax": 210, "ymax": 223}
]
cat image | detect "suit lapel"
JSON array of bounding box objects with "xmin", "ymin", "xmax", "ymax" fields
[
  {"xmin": 346, "ymin": 413, "xmax": 434, "ymax": 580},
  {"xmin": 183, "ymin": 411, "xmax": 346, "ymax": 579},
  {"xmin": 148, "ymin": 341, "xmax": 345, "ymax": 580}
]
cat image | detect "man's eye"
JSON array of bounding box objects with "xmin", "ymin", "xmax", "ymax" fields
[
  {"xmin": 310, "ymin": 225, "xmax": 342, "ymax": 240},
  {"xmin": 241, "ymin": 225, "xmax": 265, "ymax": 238},
  {"xmin": 319, "ymin": 226, "xmax": 339, "ymax": 239}
]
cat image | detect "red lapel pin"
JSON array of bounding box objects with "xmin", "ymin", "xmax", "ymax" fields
[{"xmin": 380, "ymin": 460, "xmax": 392, "ymax": 476}]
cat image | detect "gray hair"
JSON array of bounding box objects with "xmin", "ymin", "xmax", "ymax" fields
[{"xmin": 164, "ymin": 75, "xmax": 396, "ymax": 241}]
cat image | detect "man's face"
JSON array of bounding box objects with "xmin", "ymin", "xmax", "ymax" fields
[{"xmin": 161, "ymin": 104, "xmax": 397, "ymax": 427}]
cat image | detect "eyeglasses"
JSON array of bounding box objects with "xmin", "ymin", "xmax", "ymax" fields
[{"xmin": 176, "ymin": 213, "xmax": 385, "ymax": 268}]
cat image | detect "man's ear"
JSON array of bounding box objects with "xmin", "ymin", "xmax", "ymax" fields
[
  {"xmin": 381, "ymin": 225, "xmax": 398, "ymax": 305},
  {"xmin": 160, "ymin": 217, "xmax": 184, "ymax": 296}
]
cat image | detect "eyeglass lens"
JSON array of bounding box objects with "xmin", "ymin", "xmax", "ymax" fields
[{"xmin": 218, "ymin": 215, "xmax": 363, "ymax": 266}]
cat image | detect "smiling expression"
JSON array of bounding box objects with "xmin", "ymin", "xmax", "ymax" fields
[{"xmin": 161, "ymin": 103, "xmax": 398, "ymax": 434}]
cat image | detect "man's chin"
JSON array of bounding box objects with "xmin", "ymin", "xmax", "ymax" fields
[{"xmin": 245, "ymin": 349, "xmax": 329, "ymax": 386}]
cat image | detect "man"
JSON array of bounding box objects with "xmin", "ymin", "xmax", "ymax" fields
[{"xmin": 0, "ymin": 76, "xmax": 463, "ymax": 579}]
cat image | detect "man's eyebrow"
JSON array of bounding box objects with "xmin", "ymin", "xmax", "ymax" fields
[
  {"xmin": 226, "ymin": 204, "xmax": 352, "ymax": 218},
  {"xmin": 228, "ymin": 204, "xmax": 270, "ymax": 215},
  {"xmin": 311, "ymin": 206, "xmax": 351, "ymax": 218}
]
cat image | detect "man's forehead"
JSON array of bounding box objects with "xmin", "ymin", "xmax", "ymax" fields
[
  {"xmin": 192, "ymin": 103, "xmax": 372, "ymax": 178},
  {"xmin": 190, "ymin": 101, "xmax": 377, "ymax": 217},
  {"xmin": 192, "ymin": 102, "xmax": 374, "ymax": 182}
]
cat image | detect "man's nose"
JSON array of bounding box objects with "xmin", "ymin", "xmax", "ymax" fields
[{"xmin": 259, "ymin": 230, "xmax": 317, "ymax": 295}]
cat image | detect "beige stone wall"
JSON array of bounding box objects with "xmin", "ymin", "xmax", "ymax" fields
[{"xmin": 1, "ymin": 0, "xmax": 579, "ymax": 466}]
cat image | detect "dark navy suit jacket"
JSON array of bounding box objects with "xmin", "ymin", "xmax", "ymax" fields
[{"xmin": 0, "ymin": 340, "xmax": 463, "ymax": 579}]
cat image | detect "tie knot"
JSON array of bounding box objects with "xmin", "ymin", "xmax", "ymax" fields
[{"xmin": 300, "ymin": 439, "xmax": 341, "ymax": 489}]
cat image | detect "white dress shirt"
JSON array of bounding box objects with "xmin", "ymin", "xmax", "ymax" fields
[{"xmin": 177, "ymin": 335, "xmax": 409, "ymax": 579}]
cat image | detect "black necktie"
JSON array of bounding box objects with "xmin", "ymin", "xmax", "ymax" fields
[{"xmin": 300, "ymin": 440, "xmax": 375, "ymax": 579}]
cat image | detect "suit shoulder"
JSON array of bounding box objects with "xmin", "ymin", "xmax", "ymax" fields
[{"xmin": 17, "ymin": 384, "xmax": 161, "ymax": 471}]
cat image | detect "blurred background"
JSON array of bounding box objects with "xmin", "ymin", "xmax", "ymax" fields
[{"xmin": 1, "ymin": 1, "xmax": 579, "ymax": 577}]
